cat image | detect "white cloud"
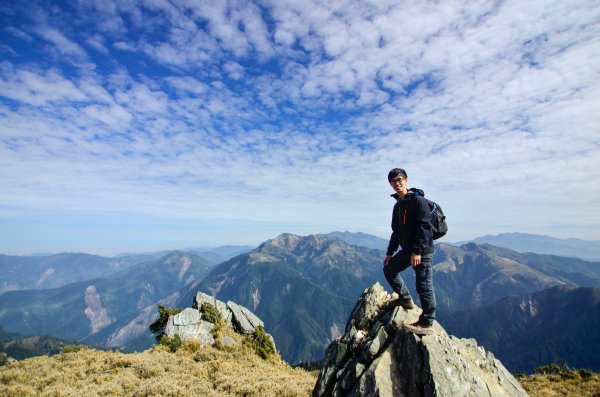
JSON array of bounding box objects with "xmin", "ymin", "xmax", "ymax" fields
[
  {"xmin": 5, "ymin": 26, "xmax": 34, "ymax": 43},
  {"xmin": 0, "ymin": 64, "xmax": 88, "ymax": 105},
  {"xmin": 86, "ymin": 34, "xmax": 110, "ymax": 55},
  {"xmin": 34, "ymin": 25, "xmax": 89, "ymax": 59}
]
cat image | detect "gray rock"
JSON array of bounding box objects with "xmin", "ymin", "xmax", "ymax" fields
[
  {"xmin": 164, "ymin": 308, "xmax": 215, "ymax": 345},
  {"xmin": 313, "ymin": 282, "xmax": 528, "ymax": 397},
  {"xmin": 221, "ymin": 335, "xmax": 237, "ymax": 347},
  {"xmin": 227, "ymin": 300, "xmax": 264, "ymax": 334},
  {"xmin": 345, "ymin": 283, "xmax": 390, "ymax": 332}
]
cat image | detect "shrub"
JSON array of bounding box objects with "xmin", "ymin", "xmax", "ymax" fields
[
  {"xmin": 200, "ymin": 303, "xmax": 222, "ymax": 325},
  {"xmin": 579, "ymin": 369, "xmax": 593, "ymax": 380},
  {"xmin": 181, "ymin": 340, "xmax": 201, "ymax": 353},
  {"xmin": 248, "ymin": 326, "xmax": 276, "ymax": 360},
  {"xmin": 535, "ymin": 363, "xmax": 561, "ymax": 375},
  {"xmin": 60, "ymin": 345, "xmax": 86, "ymax": 354},
  {"xmin": 149, "ymin": 305, "xmax": 183, "ymax": 342},
  {"xmin": 200, "ymin": 302, "xmax": 227, "ymax": 346},
  {"xmin": 159, "ymin": 334, "xmax": 183, "ymax": 352}
]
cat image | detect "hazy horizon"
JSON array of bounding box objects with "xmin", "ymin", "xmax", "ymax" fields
[{"xmin": 2, "ymin": 230, "xmax": 600, "ymax": 257}]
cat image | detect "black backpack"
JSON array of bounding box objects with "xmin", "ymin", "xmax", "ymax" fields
[{"xmin": 413, "ymin": 190, "xmax": 448, "ymax": 240}]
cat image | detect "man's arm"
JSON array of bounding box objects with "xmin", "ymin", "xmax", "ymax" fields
[
  {"xmin": 384, "ymin": 204, "xmax": 400, "ymax": 265},
  {"xmin": 384, "ymin": 232, "xmax": 399, "ymax": 265}
]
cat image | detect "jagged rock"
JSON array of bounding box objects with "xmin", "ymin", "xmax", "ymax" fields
[
  {"xmin": 313, "ymin": 283, "xmax": 528, "ymax": 397},
  {"xmin": 164, "ymin": 308, "xmax": 214, "ymax": 345},
  {"xmin": 164, "ymin": 292, "xmax": 275, "ymax": 352},
  {"xmin": 227, "ymin": 300, "xmax": 264, "ymax": 334},
  {"xmin": 193, "ymin": 292, "xmax": 233, "ymax": 324}
]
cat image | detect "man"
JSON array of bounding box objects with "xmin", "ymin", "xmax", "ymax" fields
[{"xmin": 383, "ymin": 168, "xmax": 436, "ymax": 335}]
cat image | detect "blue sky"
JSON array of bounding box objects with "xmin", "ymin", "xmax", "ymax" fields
[{"xmin": 1, "ymin": 0, "xmax": 599, "ymax": 255}]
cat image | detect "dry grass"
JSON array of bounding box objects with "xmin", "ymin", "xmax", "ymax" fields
[
  {"xmin": 0, "ymin": 330, "xmax": 317, "ymax": 397},
  {"xmin": 518, "ymin": 371, "xmax": 600, "ymax": 397},
  {"xmin": 8, "ymin": 326, "xmax": 598, "ymax": 397}
]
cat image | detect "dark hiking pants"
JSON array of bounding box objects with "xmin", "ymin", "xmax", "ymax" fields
[{"xmin": 383, "ymin": 250, "xmax": 436, "ymax": 326}]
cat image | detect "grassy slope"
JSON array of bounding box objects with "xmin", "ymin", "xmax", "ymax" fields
[
  {"xmin": 518, "ymin": 372, "xmax": 600, "ymax": 397},
  {"xmin": 2, "ymin": 343, "xmax": 599, "ymax": 396},
  {"xmin": 0, "ymin": 330, "xmax": 317, "ymax": 397}
]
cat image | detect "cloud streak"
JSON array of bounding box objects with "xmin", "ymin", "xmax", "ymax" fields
[{"xmin": 1, "ymin": 0, "xmax": 599, "ymax": 254}]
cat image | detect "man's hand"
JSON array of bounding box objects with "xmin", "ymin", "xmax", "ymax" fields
[
  {"xmin": 383, "ymin": 255, "xmax": 392, "ymax": 266},
  {"xmin": 411, "ymin": 253, "xmax": 421, "ymax": 268}
]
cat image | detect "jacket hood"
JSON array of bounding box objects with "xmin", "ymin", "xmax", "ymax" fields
[{"xmin": 391, "ymin": 187, "xmax": 425, "ymax": 200}]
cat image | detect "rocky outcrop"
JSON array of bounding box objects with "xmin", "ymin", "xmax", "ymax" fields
[
  {"xmin": 164, "ymin": 308, "xmax": 215, "ymax": 345},
  {"xmin": 165, "ymin": 292, "xmax": 274, "ymax": 350},
  {"xmin": 313, "ymin": 283, "xmax": 528, "ymax": 397}
]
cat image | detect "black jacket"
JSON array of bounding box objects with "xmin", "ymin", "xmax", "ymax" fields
[{"xmin": 386, "ymin": 188, "xmax": 434, "ymax": 256}]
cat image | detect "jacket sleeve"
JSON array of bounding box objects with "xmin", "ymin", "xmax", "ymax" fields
[
  {"xmin": 386, "ymin": 204, "xmax": 400, "ymax": 256},
  {"xmin": 386, "ymin": 232, "xmax": 400, "ymax": 256},
  {"xmin": 411, "ymin": 197, "xmax": 433, "ymax": 255}
]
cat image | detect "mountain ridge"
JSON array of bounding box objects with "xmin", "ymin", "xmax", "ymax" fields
[
  {"xmin": 0, "ymin": 246, "xmax": 252, "ymax": 295},
  {"xmin": 0, "ymin": 251, "xmax": 214, "ymax": 343},
  {"xmin": 455, "ymin": 232, "xmax": 600, "ymax": 261}
]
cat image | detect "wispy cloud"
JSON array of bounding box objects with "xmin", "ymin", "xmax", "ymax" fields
[{"xmin": 1, "ymin": 0, "xmax": 599, "ymax": 254}]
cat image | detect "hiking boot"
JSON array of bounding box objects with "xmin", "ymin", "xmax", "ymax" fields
[
  {"xmin": 402, "ymin": 321, "xmax": 433, "ymax": 335},
  {"xmin": 398, "ymin": 298, "xmax": 415, "ymax": 310}
]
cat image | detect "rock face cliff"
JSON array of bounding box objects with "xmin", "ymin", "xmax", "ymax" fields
[{"xmin": 313, "ymin": 283, "xmax": 528, "ymax": 397}]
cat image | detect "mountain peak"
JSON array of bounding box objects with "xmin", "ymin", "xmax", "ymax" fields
[
  {"xmin": 313, "ymin": 283, "xmax": 527, "ymax": 396},
  {"xmin": 262, "ymin": 233, "xmax": 339, "ymax": 250},
  {"xmin": 258, "ymin": 233, "xmax": 352, "ymax": 260},
  {"xmin": 263, "ymin": 233, "xmax": 304, "ymax": 250}
]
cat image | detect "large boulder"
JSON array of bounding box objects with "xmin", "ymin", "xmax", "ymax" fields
[
  {"xmin": 163, "ymin": 308, "xmax": 214, "ymax": 345},
  {"xmin": 313, "ymin": 283, "xmax": 528, "ymax": 397}
]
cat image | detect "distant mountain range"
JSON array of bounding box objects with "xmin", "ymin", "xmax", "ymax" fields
[
  {"xmin": 1, "ymin": 232, "xmax": 599, "ymax": 372},
  {"xmin": 0, "ymin": 253, "xmax": 144, "ymax": 295},
  {"xmin": 324, "ymin": 232, "xmax": 600, "ymax": 261},
  {"xmin": 454, "ymin": 233, "xmax": 600, "ymax": 261},
  {"xmin": 432, "ymin": 243, "xmax": 600, "ymax": 315},
  {"xmin": 0, "ymin": 252, "xmax": 214, "ymax": 342},
  {"xmin": 324, "ymin": 231, "xmax": 600, "ymax": 262},
  {"xmin": 0, "ymin": 246, "xmax": 252, "ymax": 295}
]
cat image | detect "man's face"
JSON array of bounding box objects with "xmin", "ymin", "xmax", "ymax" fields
[{"xmin": 389, "ymin": 175, "xmax": 408, "ymax": 195}]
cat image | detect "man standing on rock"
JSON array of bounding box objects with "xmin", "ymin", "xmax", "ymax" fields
[{"xmin": 383, "ymin": 168, "xmax": 436, "ymax": 335}]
